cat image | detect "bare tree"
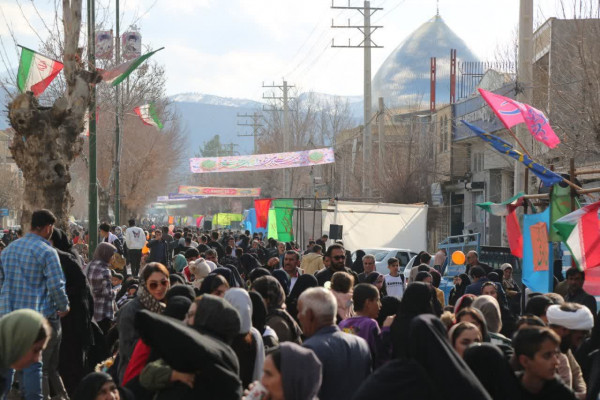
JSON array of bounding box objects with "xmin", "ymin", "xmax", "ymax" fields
[{"xmin": 7, "ymin": 0, "xmax": 99, "ymax": 230}]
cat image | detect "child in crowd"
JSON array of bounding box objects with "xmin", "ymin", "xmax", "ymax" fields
[
  {"xmin": 513, "ymin": 327, "xmax": 577, "ymax": 399},
  {"xmin": 383, "ymin": 257, "xmax": 405, "ymax": 300},
  {"xmin": 339, "ymin": 283, "xmax": 393, "ymax": 368},
  {"xmin": 111, "ymin": 273, "xmax": 124, "ymax": 297}
]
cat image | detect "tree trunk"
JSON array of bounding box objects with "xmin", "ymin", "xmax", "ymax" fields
[
  {"xmin": 7, "ymin": 0, "xmax": 99, "ymax": 231},
  {"xmin": 98, "ymin": 186, "xmax": 111, "ymax": 223}
]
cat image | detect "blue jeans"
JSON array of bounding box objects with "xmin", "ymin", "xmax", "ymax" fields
[{"xmin": 3, "ymin": 361, "xmax": 43, "ymax": 400}]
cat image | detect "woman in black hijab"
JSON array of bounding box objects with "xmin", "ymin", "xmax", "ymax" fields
[
  {"xmin": 377, "ymin": 296, "xmax": 401, "ymax": 329},
  {"xmin": 352, "ymin": 250, "xmax": 366, "ymax": 274},
  {"xmin": 240, "ymin": 253, "xmax": 260, "ymax": 277},
  {"xmin": 214, "ymin": 267, "xmax": 237, "ymax": 288},
  {"xmin": 74, "ymin": 372, "xmax": 132, "ymax": 400},
  {"xmin": 448, "ymin": 273, "xmax": 471, "ymax": 306},
  {"xmin": 463, "ymin": 343, "xmax": 522, "ymax": 400},
  {"xmin": 390, "ymin": 282, "xmax": 434, "ymax": 359},
  {"xmin": 51, "ymin": 228, "xmax": 94, "ymax": 397},
  {"xmin": 252, "ymin": 276, "xmax": 302, "ymax": 344},
  {"xmin": 286, "ymin": 274, "xmax": 318, "ymax": 322},
  {"xmin": 407, "ymin": 315, "xmax": 492, "ymax": 400},
  {"xmin": 272, "ymin": 269, "xmax": 291, "ymax": 296},
  {"xmin": 249, "ymin": 291, "xmax": 279, "ymax": 349}
]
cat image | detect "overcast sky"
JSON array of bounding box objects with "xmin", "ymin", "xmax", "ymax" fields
[{"xmin": 0, "ymin": 0, "xmax": 580, "ymax": 100}]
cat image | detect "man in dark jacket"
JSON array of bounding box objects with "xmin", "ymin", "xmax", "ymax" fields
[
  {"xmin": 564, "ymin": 268, "xmax": 597, "ymax": 315},
  {"xmin": 315, "ymin": 244, "xmax": 359, "ymax": 286},
  {"xmin": 147, "ymin": 230, "xmax": 168, "ymax": 265}
]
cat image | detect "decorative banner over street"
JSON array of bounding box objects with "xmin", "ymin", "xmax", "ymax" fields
[
  {"xmin": 189, "ymin": 148, "xmax": 335, "ymax": 173},
  {"xmin": 178, "ymin": 186, "xmax": 262, "ymax": 197}
]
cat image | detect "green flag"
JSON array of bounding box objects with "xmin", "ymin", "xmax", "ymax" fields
[
  {"xmin": 273, "ymin": 199, "xmax": 294, "ymax": 242},
  {"xmin": 550, "ymin": 183, "xmax": 580, "ymax": 242},
  {"xmin": 477, "ymin": 192, "xmax": 524, "ymax": 216},
  {"xmin": 267, "ymin": 209, "xmax": 278, "ymax": 240}
]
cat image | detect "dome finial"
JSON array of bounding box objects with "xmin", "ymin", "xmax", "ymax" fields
[{"xmin": 436, "ymin": 0, "xmax": 440, "ymax": 16}]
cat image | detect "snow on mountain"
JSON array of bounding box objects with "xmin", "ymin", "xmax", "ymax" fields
[{"xmin": 169, "ymin": 92, "xmax": 264, "ymax": 109}]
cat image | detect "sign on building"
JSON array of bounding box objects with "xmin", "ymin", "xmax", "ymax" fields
[
  {"xmin": 0, "ymin": 209, "xmax": 9, "ymax": 216},
  {"xmin": 95, "ymin": 30, "xmax": 113, "ymax": 60}
]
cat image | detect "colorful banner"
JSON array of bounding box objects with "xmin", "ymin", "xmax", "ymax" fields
[
  {"xmin": 462, "ymin": 121, "xmax": 563, "ymax": 187},
  {"xmin": 522, "ymin": 208, "xmax": 553, "ymax": 294},
  {"xmin": 254, "ymin": 199, "xmax": 272, "ymax": 229},
  {"xmin": 213, "ymin": 213, "xmax": 243, "ymax": 227},
  {"xmin": 274, "ymin": 199, "xmax": 294, "ymax": 242},
  {"xmin": 189, "ymin": 147, "xmax": 335, "ymax": 173},
  {"xmin": 178, "ymin": 186, "xmax": 261, "ymax": 197},
  {"xmin": 267, "ymin": 209, "xmax": 278, "ymax": 240}
]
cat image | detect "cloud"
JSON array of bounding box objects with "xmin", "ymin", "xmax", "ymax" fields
[
  {"xmin": 0, "ymin": 2, "xmax": 53, "ymax": 39},
  {"xmin": 160, "ymin": 44, "xmax": 288, "ymax": 99}
]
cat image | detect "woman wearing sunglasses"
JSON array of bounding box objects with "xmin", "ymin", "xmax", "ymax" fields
[{"xmin": 117, "ymin": 262, "xmax": 170, "ymax": 382}]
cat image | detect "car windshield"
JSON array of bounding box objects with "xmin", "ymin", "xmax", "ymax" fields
[{"xmin": 359, "ymin": 249, "xmax": 390, "ymax": 262}]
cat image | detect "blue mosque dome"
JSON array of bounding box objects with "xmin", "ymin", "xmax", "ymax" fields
[{"xmin": 372, "ymin": 14, "xmax": 481, "ymax": 109}]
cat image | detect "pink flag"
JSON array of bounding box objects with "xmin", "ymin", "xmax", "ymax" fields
[{"xmin": 478, "ymin": 89, "xmax": 560, "ymax": 149}]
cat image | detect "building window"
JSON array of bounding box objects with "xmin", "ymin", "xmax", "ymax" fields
[{"xmin": 473, "ymin": 152, "xmax": 484, "ymax": 172}]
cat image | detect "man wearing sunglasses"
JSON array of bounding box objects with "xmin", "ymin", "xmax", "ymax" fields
[{"xmin": 315, "ymin": 244, "xmax": 359, "ymax": 286}]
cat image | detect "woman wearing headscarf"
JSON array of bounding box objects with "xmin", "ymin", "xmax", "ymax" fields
[
  {"xmin": 448, "ymin": 273, "xmax": 471, "ymax": 306},
  {"xmin": 74, "ymin": 372, "xmax": 132, "ymax": 400},
  {"xmin": 454, "ymin": 294, "xmax": 477, "ymax": 314},
  {"xmin": 240, "ymin": 254, "xmax": 260, "ymax": 277},
  {"xmin": 244, "ymin": 342, "xmax": 322, "ymax": 400},
  {"xmin": 214, "ymin": 266, "xmax": 237, "ymax": 288},
  {"xmin": 472, "ymin": 295, "xmax": 512, "ymax": 348},
  {"xmin": 390, "ymin": 282, "xmax": 434, "ymax": 359},
  {"xmin": 138, "ymin": 295, "xmax": 242, "ymax": 400},
  {"xmin": 406, "ymin": 315, "xmax": 492, "ymax": 400},
  {"xmin": 376, "ymin": 296, "xmax": 401, "ymax": 329},
  {"xmin": 85, "ymin": 242, "xmax": 117, "ymax": 335},
  {"xmin": 272, "ymin": 269, "xmax": 291, "ymax": 296},
  {"xmin": 188, "ymin": 258, "xmax": 211, "ymax": 289},
  {"xmin": 172, "ymin": 253, "xmax": 188, "ymax": 275},
  {"xmin": 249, "ymin": 291, "xmax": 279, "ymax": 350},
  {"xmin": 0, "ymin": 309, "xmax": 51, "ymax": 398},
  {"xmin": 285, "ymin": 274, "xmax": 318, "ymax": 322},
  {"xmin": 365, "ymin": 271, "xmax": 387, "ymax": 297},
  {"xmin": 197, "ymin": 273, "xmax": 230, "ymax": 297},
  {"xmin": 252, "ymin": 276, "xmax": 302, "ymax": 344},
  {"xmin": 50, "ymin": 228, "xmax": 95, "ymax": 396},
  {"xmin": 463, "ymin": 343, "xmax": 523, "ymax": 400},
  {"xmin": 117, "ymin": 262, "xmax": 170, "ymax": 382},
  {"xmin": 225, "ymin": 288, "xmax": 266, "ymax": 388},
  {"xmin": 352, "ymin": 250, "xmax": 366, "ymax": 275}
]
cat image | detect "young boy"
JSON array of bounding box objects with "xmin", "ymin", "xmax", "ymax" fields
[
  {"xmin": 111, "ymin": 273, "xmax": 124, "ymax": 296},
  {"xmin": 384, "ymin": 257, "xmax": 405, "ymax": 299},
  {"xmin": 513, "ymin": 327, "xmax": 577, "ymax": 399},
  {"xmin": 338, "ymin": 283, "xmax": 393, "ymax": 368}
]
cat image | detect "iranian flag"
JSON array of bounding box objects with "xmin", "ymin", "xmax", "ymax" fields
[
  {"xmin": 477, "ymin": 192, "xmax": 525, "ymax": 257},
  {"xmin": 134, "ymin": 103, "xmax": 163, "ymax": 129},
  {"xmin": 17, "ymin": 46, "xmax": 63, "ymax": 96},
  {"xmin": 100, "ymin": 47, "xmax": 164, "ymax": 86},
  {"xmin": 553, "ymin": 201, "xmax": 600, "ymax": 270}
]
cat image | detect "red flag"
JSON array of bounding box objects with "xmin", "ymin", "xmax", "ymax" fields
[
  {"xmin": 478, "ymin": 89, "xmax": 560, "ymax": 149},
  {"xmin": 506, "ymin": 205, "xmax": 523, "ymax": 258},
  {"xmin": 254, "ymin": 199, "xmax": 272, "ymax": 229}
]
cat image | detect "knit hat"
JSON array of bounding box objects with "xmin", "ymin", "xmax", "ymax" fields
[
  {"xmin": 500, "ymin": 263, "xmax": 513, "ymax": 271},
  {"xmin": 546, "ymin": 304, "xmax": 594, "ymax": 330}
]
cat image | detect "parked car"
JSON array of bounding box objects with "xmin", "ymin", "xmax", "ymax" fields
[{"xmin": 352, "ymin": 248, "xmax": 418, "ymax": 275}]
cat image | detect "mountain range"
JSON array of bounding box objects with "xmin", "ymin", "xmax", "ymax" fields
[{"xmin": 0, "ymin": 90, "xmax": 363, "ymax": 156}]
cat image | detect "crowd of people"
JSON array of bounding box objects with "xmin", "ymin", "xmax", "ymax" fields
[{"xmin": 0, "ymin": 209, "xmax": 599, "ymax": 400}]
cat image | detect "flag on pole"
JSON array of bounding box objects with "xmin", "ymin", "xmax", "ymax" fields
[
  {"xmin": 462, "ymin": 121, "xmax": 563, "ymax": 186},
  {"xmin": 553, "ymin": 201, "xmax": 600, "ymax": 270},
  {"xmin": 522, "ymin": 208, "xmax": 554, "ymax": 294},
  {"xmin": 478, "ymin": 88, "xmax": 561, "ymax": 149},
  {"xmin": 477, "ymin": 193, "xmax": 525, "ymax": 257},
  {"xmin": 254, "ymin": 199, "xmax": 272, "ymax": 229},
  {"xmin": 274, "ymin": 199, "xmax": 294, "ymax": 242},
  {"xmin": 100, "ymin": 47, "xmax": 164, "ymax": 86},
  {"xmin": 17, "ymin": 46, "xmax": 63, "ymax": 96},
  {"xmin": 134, "ymin": 103, "xmax": 163, "ymax": 129},
  {"xmin": 549, "ymin": 182, "xmax": 580, "ymax": 242}
]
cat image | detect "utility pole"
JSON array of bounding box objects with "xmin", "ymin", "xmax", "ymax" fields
[
  {"xmin": 332, "ymin": 0, "xmax": 383, "ymax": 197},
  {"xmin": 263, "ymin": 81, "xmax": 295, "ymax": 197},
  {"xmin": 87, "ymin": 0, "xmax": 98, "ymax": 259},
  {"xmin": 377, "ymin": 97, "xmax": 385, "ymax": 185},
  {"xmin": 237, "ymin": 112, "xmax": 263, "ymax": 154},
  {"xmin": 114, "ymin": 0, "xmax": 121, "ymax": 225},
  {"xmin": 515, "ymin": 0, "xmax": 533, "ymax": 196}
]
